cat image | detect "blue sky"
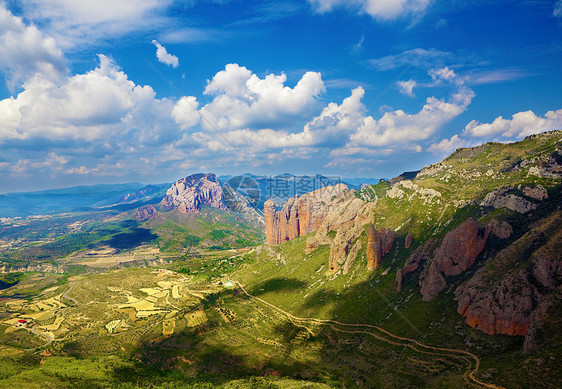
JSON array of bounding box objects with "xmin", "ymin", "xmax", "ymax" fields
[{"xmin": 0, "ymin": 0, "xmax": 561, "ymax": 192}]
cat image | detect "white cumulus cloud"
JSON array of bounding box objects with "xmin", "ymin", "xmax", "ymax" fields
[
  {"xmin": 308, "ymin": 0, "xmax": 432, "ymax": 20},
  {"xmin": 427, "ymin": 134, "xmax": 468, "ymax": 153},
  {"xmin": 396, "ymin": 79, "xmax": 417, "ymax": 97},
  {"xmin": 463, "ymin": 109, "xmax": 562, "ymax": 139},
  {"xmin": 183, "ymin": 63, "xmax": 326, "ymax": 132},
  {"xmin": 18, "ymin": 0, "xmax": 172, "ymax": 48},
  {"xmin": 350, "ymin": 68, "xmax": 474, "ymax": 147},
  {"xmin": 0, "ymin": 4, "xmax": 66, "ymax": 90},
  {"xmin": 429, "ymin": 109, "xmax": 562, "ymax": 154},
  {"xmin": 0, "ymin": 54, "xmax": 174, "ymax": 142},
  {"xmin": 172, "ymin": 96, "xmax": 200, "ymax": 129},
  {"xmin": 152, "ymin": 40, "xmax": 179, "ymax": 68}
]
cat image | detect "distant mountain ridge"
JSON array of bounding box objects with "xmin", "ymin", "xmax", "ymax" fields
[{"xmin": 0, "ymin": 183, "xmax": 145, "ymax": 218}]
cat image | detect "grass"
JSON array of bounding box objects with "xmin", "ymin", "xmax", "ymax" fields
[{"xmin": 0, "ymin": 131, "xmax": 561, "ymax": 388}]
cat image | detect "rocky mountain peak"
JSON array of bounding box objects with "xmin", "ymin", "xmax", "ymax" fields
[{"xmin": 160, "ymin": 173, "xmax": 226, "ymax": 212}]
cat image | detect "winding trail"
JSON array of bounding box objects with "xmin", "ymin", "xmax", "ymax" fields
[
  {"xmin": 62, "ymin": 283, "xmax": 78, "ymax": 305},
  {"xmin": 22, "ymin": 324, "xmax": 53, "ymax": 351},
  {"xmin": 231, "ymin": 279, "xmax": 504, "ymax": 389}
]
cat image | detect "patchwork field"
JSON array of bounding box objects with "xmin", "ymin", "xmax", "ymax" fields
[{"xmin": 0, "ymin": 257, "xmax": 506, "ymax": 388}]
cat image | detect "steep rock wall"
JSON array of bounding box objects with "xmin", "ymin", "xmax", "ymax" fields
[
  {"xmin": 264, "ymin": 184, "xmax": 348, "ymax": 245},
  {"xmin": 366, "ymin": 226, "xmax": 396, "ymax": 270}
]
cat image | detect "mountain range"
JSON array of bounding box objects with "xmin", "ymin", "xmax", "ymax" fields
[{"xmin": 0, "ymin": 131, "xmax": 560, "ymax": 388}]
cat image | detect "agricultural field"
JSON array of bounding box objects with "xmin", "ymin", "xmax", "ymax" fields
[{"xmin": 0, "ymin": 249, "xmax": 509, "ymax": 388}]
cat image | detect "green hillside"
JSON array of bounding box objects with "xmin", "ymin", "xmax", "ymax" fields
[{"xmin": 0, "ymin": 132, "xmax": 560, "ymax": 388}]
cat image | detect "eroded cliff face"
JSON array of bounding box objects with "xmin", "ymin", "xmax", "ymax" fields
[
  {"xmin": 366, "ymin": 225, "xmax": 396, "ymax": 270},
  {"xmin": 264, "ymin": 184, "xmax": 348, "ymax": 245},
  {"xmin": 305, "ymin": 192, "xmax": 376, "ymax": 274},
  {"xmin": 455, "ymin": 212, "xmax": 562, "ymax": 341},
  {"xmin": 395, "ymin": 218, "xmax": 513, "ymax": 300},
  {"xmin": 420, "ymin": 219, "xmax": 489, "ymax": 300},
  {"xmin": 160, "ymin": 173, "xmax": 226, "ymax": 213}
]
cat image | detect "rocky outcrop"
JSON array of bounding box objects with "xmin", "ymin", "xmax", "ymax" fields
[
  {"xmin": 160, "ymin": 173, "xmax": 226, "ymax": 213},
  {"xmin": 395, "ymin": 219, "xmax": 513, "ymax": 298},
  {"xmin": 264, "ymin": 184, "xmax": 347, "ymax": 245},
  {"xmin": 303, "ymin": 189, "xmax": 376, "ymax": 274},
  {"xmin": 455, "ymin": 212, "xmax": 561, "ymax": 339},
  {"xmin": 418, "ymin": 218, "xmax": 512, "ymax": 301},
  {"xmin": 525, "ymin": 151, "xmax": 562, "ymax": 179},
  {"xmin": 366, "ymin": 225, "xmax": 396, "ymax": 270},
  {"xmin": 522, "ymin": 185, "xmax": 548, "ymax": 201},
  {"xmin": 386, "ymin": 180, "xmax": 442, "ymax": 204},
  {"xmin": 134, "ymin": 205, "xmax": 158, "ymax": 220},
  {"xmin": 419, "ymin": 219, "xmax": 488, "ymax": 300},
  {"xmin": 486, "ymin": 218, "xmax": 513, "ymax": 239},
  {"xmin": 481, "ymin": 188, "xmax": 537, "ymax": 213},
  {"xmin": 396, "ymin": 240, "xmax": 439, "ymax": 292},
  {"xmin": 456, "ymin": 270, "xmax": 534, "ymax": 336},
  {"xmin": 343, "ymin": 240, "xmax": 362, "ymax": 275},
  {"xmin": 405, "ymin": 232, "xmax": 413, "ymax": 249}
]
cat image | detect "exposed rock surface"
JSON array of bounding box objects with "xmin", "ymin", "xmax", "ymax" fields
[
  {"xmin": 305, "ymin": 191, "xmax": 376, "ymax": 274},
  {"xmin": 134, "ymin": 205, "xmax": 158, "ymax": 220},
  {"xmin": 455, "ymin": 212, "xmax": 561, "ymax": 340},
  {"xmin": 522, "ymin": 185, "xmax": 548, "ymax": 201},
  {"xmin": 264, "ymin": 184, "xmax": 347, "ymax": 245},
  {"xmin": 160, "ymin": 173, "xmax": 226, "ymax": 213},
  {"xmin": 481, "ymin": 188, "xmax": 537, "ymax": 213},
  {"xmin": 395, "ymin": 218, "xmax": 513, "ymax": 298},
  {"xmin": 525, "ymin": 153, "xmax": 562, "ymax": 179},
  {"xmin": 343, "ymin": 240, "xmax": 362, "ymax": 275},
  {"xmin": 386, "ymin": 180, "xmax": 442, "ymax": 204},
  {"xmin": 404, "ymin": 232, "xmax": 413, "ymax": 249},
  {"xmin": 419, "ymin": 218, "xmax": 512, "ymax": 301},
  {"xmin": 486, "ymin": 218, "xmax": 513, "ymax": 240},
  {"xmin": 396, "ymin": 240, "xmax": 439, "ymax": 292},
  {"xmin": 419, "ymin": 219, "xmax": 488, "ymax": 300},
  {"xmin": 456, "ymin": 270, "xmax": 534, "ymax": 336},
  {"xmin": 366, "ymin": 226, "xmax": 396, "ymax": 270}
]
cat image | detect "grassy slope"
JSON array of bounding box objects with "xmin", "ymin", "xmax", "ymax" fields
[
  {"xmin": 229, "ymin": 132, "xmax": 562, "ymax": 388},
  {"xmin": 0, "ymin": 132, "xmax": 560, "ymax": 388}
]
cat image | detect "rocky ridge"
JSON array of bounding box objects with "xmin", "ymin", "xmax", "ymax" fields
[
  {"xmin": 264, "ymin": 184, "xmax": 347, "ymax": 245},
  {"xmin": 455, "ymin": 211, "xmax": 562, "ymax": 342},
  {"xmin": 304, "ymin": 190, "xmax": 376, "ymax": 274},
  {"xmin": 160, "ymin": 173, "xmax": 226, "ymax": 213},
  {"xmin": 258, "ymin": 131, "xmax": 561, "ymax": 342}
]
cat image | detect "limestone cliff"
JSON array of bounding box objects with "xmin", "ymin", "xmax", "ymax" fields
[
  {"xmin": 480, "ymin": 188, "xmax": 537, "ymax": 213},
  {"xmin": 264, "ymin": 184, "xmax": 347, "ymax": 245},
  {"xmin": 160, "ymin": 173, "xmax": 226, "ymax": 213},
  {"xmin": 366, "ymin": 225, "xmax": 396, "ymax": 270},
  {"xmin": 455, "ymin": 211, "xmax": 562, "ymax": 341},
  {"xmin": 305, "ymin": 192, "xmax": 376, "ymax": 274},
  {"xmin": 395, "ymin": 218, "xmax": 513, "ymax": 300}
]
